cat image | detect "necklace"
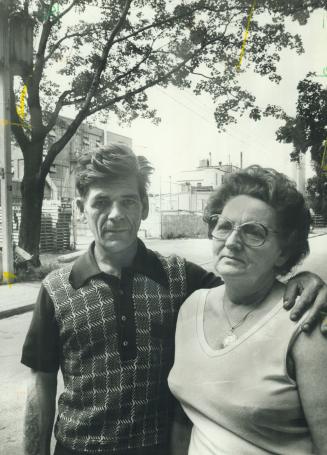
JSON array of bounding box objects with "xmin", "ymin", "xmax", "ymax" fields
[{"xmin": 221, "ymin": 298, "xmax": 259, "ymax": 348}]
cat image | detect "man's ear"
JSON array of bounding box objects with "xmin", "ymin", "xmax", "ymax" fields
[
  {"xmin": 141, "ymin": 195, "xmax": 149, "ymax": 220},
  {"xmin": 76, "ymin": 197, "xmax": 87, "ymax": 222},
  {"xmin": 76, "ymin": 197, "xmax": 84, "ymax": 213}
]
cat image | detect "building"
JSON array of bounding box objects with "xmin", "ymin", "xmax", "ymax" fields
[
  {"xmin": 104, "ymin": 130, "xmax": 132, "ymax": 148},
  {"xmin": 178, "ymin": 158, "xmax": 240, "ymax": 189},
  {"xmin": 140, "ymin": 157, "xmax": 240, "ymax": 239},
  {"xmin": 174, "ymin": 158, "xmax": 240, "ymax": 212},
  {"xmin": 11, "ymin": 115, "xmax": 132, "ymax": 200},
  {"xmin": 7, "ymin": 118, "xmax": 133, "ymax": 251}
]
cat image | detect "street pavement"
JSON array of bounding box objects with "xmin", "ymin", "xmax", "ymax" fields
[
  {"xmin": 0, "ymin": 235, "xmax": 326, "ymax": 454},
  {"xmin": 0, "ymin": 282, "xmax": 40, "ymax": 320}
]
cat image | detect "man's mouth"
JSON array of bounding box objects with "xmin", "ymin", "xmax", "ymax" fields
[{"xmin": 103, "ymin": 228, "xmax": 128, "ymax": 234}]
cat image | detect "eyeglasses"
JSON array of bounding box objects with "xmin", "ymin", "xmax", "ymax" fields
[{"xmin": 207, "ymin": 214, "xmax": 279, "ymax": 247}]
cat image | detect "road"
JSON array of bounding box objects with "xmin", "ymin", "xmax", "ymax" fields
[{"xmin": 0, "ymin": 236, "xmax": 326, "ymax": 454}]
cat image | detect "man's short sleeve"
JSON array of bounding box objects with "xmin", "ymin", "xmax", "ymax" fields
[
  {"xmin": 21, "ymin": 284, "xmax": 60, "ymax": 373},
  {"xmin": 185, "ymin": 261, "xmax": 223, "ymax": 297}
]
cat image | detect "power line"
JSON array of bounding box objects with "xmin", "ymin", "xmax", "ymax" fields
[
  {"xmin": 155, "ymin": 87, "xmax": 275, "ymax": 158},
  {"xmin": 175, "ymin": 88, "xmax": 277, "ymax": 156}
]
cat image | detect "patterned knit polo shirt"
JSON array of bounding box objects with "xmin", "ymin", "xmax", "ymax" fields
[{"xmin": 43, "ymin": 248, "xmax": 187, "ymax": 453}]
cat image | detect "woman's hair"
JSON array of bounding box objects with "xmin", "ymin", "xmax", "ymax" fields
[
  {"xmin": 76, "ymin": 144, "xmax": 154, "ymax": 199},
  {"xmin": 203, "ymin": 165, "xmax": 311, "ymax": 275}
]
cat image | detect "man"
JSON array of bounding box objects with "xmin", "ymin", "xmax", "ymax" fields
[{"xmin": 22, "ymin": 145, "xmax": 327, "ymax": 455}]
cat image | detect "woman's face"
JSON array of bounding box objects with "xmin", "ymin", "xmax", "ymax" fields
[{"xmin": 212, "ymin": 195, "xmax": 287, "ymax": 285}]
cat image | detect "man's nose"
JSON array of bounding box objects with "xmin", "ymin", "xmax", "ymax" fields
[{"xmin": 107, "ymin": 202, "xmax": 124, "ymax": 220}]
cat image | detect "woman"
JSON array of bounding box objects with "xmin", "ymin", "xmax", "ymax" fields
[{"xmin": 168, "ymin": 165, "xmax": 327, "ymax": 454}]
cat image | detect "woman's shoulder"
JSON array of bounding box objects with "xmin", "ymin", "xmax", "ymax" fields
[{"xmin": 179, "ymin": 286, "xmax": 224, "ymax": 319}]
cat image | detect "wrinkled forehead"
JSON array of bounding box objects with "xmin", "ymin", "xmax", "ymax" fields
[
  {"xmin": 221, "ymin": 195, "xmax": 277, "ymax": 227},
  {"xmin": 84, "ymin": 176, "xmax": 141, "ymax": 200}
]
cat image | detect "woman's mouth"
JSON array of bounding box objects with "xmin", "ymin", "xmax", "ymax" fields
[{"xmin": 221, "ymin": 255, "xmax": 244, "ymax": 264}]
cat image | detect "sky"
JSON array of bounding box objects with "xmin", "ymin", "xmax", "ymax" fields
[{"xmin": 60, "ymin": 7, "xmax": 327, "ymax": 194}]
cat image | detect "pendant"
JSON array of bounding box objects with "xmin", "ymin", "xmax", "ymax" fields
[{"xmin": 222, "ymin": 333, "xmax": 237, "ymax": 348}]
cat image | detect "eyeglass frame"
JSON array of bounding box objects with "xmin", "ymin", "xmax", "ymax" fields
[{"xmin": 205, "ymin": 213, "xmax": 280, "ymax": 247}]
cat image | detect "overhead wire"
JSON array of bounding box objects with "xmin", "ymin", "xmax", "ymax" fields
[
  {"xmin": 176, "ymin": 87, "xmax": 278, "ymax": 156},
  {"xmin": 154, "ymin": 86, "xmax": 277, "ymax": 159}
]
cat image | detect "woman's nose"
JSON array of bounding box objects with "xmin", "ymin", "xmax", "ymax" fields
[{"xmin": 224, "ymin": 228, "xmax": 242, "ymax": 248}]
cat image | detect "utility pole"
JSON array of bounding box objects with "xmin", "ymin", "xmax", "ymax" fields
[
  {"xmin": 169, "ymin": 175, "xmax": 172, "ymax": 210},
  {"xmin": 159, "ymin": 175, "xmax": 162, "ymax": 238},
  {"xmin": 297, "ymin": 153, "xmax": 306, "ymax": 195},
  {"xmin": 0, "ymin": 0, "xmax": 14, "ymax": 282}
]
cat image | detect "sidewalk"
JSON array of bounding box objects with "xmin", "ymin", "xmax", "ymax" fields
[
  {"xmin": 309, "ymin": 227, "xmax": 327, "ymax": 238},
  {"xmin": 0, "ymin": 229, "xmax": 326, "ymax": 320},
  {"xmin": 0, "ymin": 281, "xmax": 41, "ymax": 319}
]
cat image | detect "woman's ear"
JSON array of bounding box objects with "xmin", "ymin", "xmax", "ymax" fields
[
  {"xmin": 275, "ymin": 249, "xmax": 290, "ymax": 268},
  {"xmin": 275, "ymin": 233, "xmax": 295, "ymax": 268}
]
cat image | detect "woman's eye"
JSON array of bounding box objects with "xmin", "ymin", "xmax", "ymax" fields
[
  {"xmin": 217, "ymin": 222, "xmax": 232, "ymax": 231},
  {"xmin": 243, "ymin": 225, "xmax": 265, "ymax": 239}
]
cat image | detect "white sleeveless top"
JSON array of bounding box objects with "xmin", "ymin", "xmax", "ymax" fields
[{"xmin": 168, "ymin": 287, "xmax": 314, "ymax": 455}]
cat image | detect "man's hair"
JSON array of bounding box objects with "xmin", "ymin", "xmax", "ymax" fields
[
  {"xmin": 203, "ymin": 165, "xmax": 311, "ymax": 275},
  {"xmin": 76, "ymin": 144, "xmax": 154, "ymax": 199}
]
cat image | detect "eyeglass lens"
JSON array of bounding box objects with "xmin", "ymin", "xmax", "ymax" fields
[{"xmin": 211, "ymin": 216, "xmax": 267, "ymax": 246}]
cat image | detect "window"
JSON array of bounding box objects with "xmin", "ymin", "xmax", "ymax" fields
[{"xmin": 82, "ymin": 135, "xmax": 90, "ymax": 146}]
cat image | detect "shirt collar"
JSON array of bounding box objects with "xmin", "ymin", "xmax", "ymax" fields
[{"xmin": 69, "ymin": 239, "xmax": 169, "ymax": 290}]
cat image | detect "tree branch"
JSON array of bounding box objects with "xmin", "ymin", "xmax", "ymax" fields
[
  {"xmin": 110, "ymin": 51, "xmax": 152, "ymax": 86},
  {"xmin": 112, "ymin": 4, "xmax": 234, "ymax": 45},
  {"xmin": 88, "ymin": 35, "xmax": 224, "ymax": 115},
  {"xmin": 40, "ymin": 0, "xmax": 133, "ymax": 178},
  {"xmin": 191, "ymin": 71, "xmax": 214, "ymax": 80},
  {"xmin": 62, "ymin": 96, "xmax": 85, "ymax": 106},
  {"xmin": 44, "ymin": 30, "xmax": 90, "ymax": 63},
  {"xmin": 109, "ymin": 34, "xmax": 159, "ymax": 87},
  {"xmin": 44, "ymin": 90, "xmax": 74, "ymax": 134},
  {"xmin": 39, "ymin": 112, "xmax": 85, "ymax": 179},
  {"xmin": 49, "ymin": 0, "xmax": 79, "ymax": 25},
  {"xmin": 34, "ymin": 0, "xmax": 79, "ymax": 83},
  {"xmin": 81, "ymin": 0, "xmax": 133, "ymax": 108}
]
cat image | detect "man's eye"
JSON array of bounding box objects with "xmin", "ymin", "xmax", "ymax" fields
[
  {"xmin": 94, "ymin": 200, "xmax": 107, "ymax": 207},
  {"xmin": 123, "ymin": 199, "xmax": 138, "ymax": 207}
]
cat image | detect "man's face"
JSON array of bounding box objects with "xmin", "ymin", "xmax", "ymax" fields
[{"xmin": 78, "ymin": 176, "xmax": 148, "ymax": 255}]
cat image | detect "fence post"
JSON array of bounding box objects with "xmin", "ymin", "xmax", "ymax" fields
[{"xmin": 71, "ymin": 199, "xmax": 77, "ymax": 250}]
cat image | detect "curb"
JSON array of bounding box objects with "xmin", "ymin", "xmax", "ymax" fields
[
  {"xmin": 0, "ymin": 303, "xmax": 35, "ymax": 320},
  {"xmin": 309, "ymin": 232, "xmax": 327, "ymax": 239}
]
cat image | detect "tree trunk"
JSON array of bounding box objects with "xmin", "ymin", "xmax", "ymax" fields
[
  {"xmin": 18, "ymin": 140, "xmax": 46, "ymax": 266},
  {"xmin": 19, "ymin": 174, "xmax": 45, "ymax": 266}
]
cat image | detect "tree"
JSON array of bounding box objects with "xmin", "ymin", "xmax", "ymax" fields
[
  {"xmin": 271, "ymin": 77, "xmax": 327, "ymax": 217},
  {"xmin": 306, "ymin": 172, "xmax": 327, "ymax": 219},
  {"xmin": 274, "ymin": 77, "xmax": 327, "ymax": 164},
  {"xmin": 8, "ymin": 0, "xmax": 326, "ymax": 263}
]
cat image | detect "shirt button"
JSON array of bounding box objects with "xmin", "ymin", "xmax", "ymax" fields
[
  {"xmin": 122, "ymin": 340, "xmax": 128, "ymax": 347},
  {"xmin": 118, "ymin": 290, "xmax": 124, "ymax": 296},
  {"xmin": 121, "ymin": 315, "xmax": 127, "ymax": 322}
]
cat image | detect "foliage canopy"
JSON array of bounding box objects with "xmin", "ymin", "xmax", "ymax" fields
[{"xmin": 7, "ymin": 0, "xmax": 327, "ymax": 259}]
